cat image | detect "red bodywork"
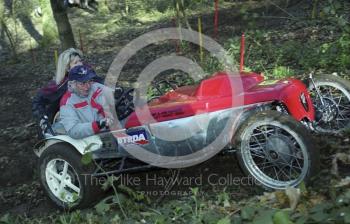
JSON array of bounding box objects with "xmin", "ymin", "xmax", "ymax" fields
[{"xmin": 125, "ymin": 72, "xmax": 315, "ymax": 128}]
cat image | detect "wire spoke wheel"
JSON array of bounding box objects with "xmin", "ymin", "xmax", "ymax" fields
[
  {"xmin": 236, "ymin": 111, "xmax": 318, "ymax": 190},
  {"xmin": 308, "ymin": 75, "xmax": 350, "ymax": 133},
  {"xmin": 244, "ymin": 124, "xmax": 306, "ymax": 186}
]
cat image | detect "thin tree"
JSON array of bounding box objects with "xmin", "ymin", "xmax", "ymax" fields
[
  {"xmin": 49, "ymin": 0, "xmax": 76, "ymax": 49},
  {"xmin": 0, "ymin": 0, "xmax": 17, "ymax": 60}
]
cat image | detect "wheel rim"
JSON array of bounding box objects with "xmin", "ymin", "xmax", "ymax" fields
[
  {"xmin": 241, "ymin": 121, "xmax": 309, "ymax": 189},
  {"xmin": 309, "ymin": 81, "xmax": 350, "ymax": 132},
  {"xmin": 45, "ymin": 159, "xmax": 81, "ymax": 203}
]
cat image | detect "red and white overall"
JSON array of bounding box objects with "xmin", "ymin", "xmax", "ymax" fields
[{"xmin": 59, "ymin": 82, "xmax": 107, "ymax": 139}]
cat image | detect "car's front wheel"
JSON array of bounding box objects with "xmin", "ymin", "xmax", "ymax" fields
[
  {"xmin": 235, "ymin": 111, "xmax": 319, "ymax": 190},
  {"xmin": 39, "ymin": 143, "xmax": 103, "ymax": 209},
  {"xmin": 308, "ymin": 74, "xmax": 350, "ymax": 134}
]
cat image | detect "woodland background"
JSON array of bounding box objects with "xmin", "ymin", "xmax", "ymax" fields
[{"xmin": 0, "ymin": 0, "xmax": 350, "ymax": 223}]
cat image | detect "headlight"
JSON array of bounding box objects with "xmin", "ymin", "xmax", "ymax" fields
[{"xmin": 300, "ymin": 92, "xmax": 309, "ymax": 112}]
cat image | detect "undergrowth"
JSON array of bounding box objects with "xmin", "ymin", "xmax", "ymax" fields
[{"xmin": 1, "ymin": 182, "xmax": 350, "ymax": 223}]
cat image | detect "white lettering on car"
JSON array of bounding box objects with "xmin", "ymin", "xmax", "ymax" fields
[{"xmin": 117, "ymin": 133, "xmax": 148, "ymax": 145}]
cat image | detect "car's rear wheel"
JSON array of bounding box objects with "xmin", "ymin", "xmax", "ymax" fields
[
  {"xmin": 39, "ymin": 143, "xmax": 103, "ymax": 209},
  {"xmin": 235, "ymin": 111, "xmax": 319, "ymax": 189}
]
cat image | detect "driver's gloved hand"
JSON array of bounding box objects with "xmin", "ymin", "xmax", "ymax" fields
[
  {"xmin": 97, "ymin": 119, "xmax": 107, "ymax": 129},
  {"xmin": 97, "ymin": 118, "xmax": 114, "ymax": 130},
  {"xmin": 39, "ymin": 115, "xmax": 49, "ymax": 132},
  {"xmin": 105, "ymin": 117, "xmax": 114, "ymax": 127}
]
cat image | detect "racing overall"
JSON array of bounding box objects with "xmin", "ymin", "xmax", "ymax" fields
[{"xmin": 59, "ymin": 82, "xmax": 108, "ymax": 139}]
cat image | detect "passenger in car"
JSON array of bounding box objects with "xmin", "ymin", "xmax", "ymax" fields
[{"xmin": 32, "ymin": 48, "xmax": 103, "ymax": 138}]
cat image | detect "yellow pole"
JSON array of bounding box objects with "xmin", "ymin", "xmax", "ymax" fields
[
  {"xmin": 54, "ymin": 49, "xmax": 58, "ymax": 67},
  {"xmin": 198, "ymin": 17, "xmax": 203, "ymax": 63}
]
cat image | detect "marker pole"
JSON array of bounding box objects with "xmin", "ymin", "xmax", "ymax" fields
[{"xmin": 198, "ymin": 17, "xmax": 203, "ymax": 63}]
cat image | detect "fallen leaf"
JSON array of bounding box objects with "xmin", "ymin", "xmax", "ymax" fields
[
  {"xmin": 335, "ymin": 176, "xmax": 350, "ymax": 188},
  {"xmin": 275, "ymin": 191, "xmax": 288, "ymax": 207},
  {"xmin": 258, "ymin": 192, "xmax": 276, "ymax": 204},
  {"xmin": 332, "ymin": 153, "xmax": 350, "ymax": 176},
  {"xmin": 285, "ymin": 187, "xmax": 300, "ymax": 210}
]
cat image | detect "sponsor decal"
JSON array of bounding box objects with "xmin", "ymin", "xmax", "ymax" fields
[{"xmin": 117, "ymin": 129, "xmax": 149, "ymax": 145}]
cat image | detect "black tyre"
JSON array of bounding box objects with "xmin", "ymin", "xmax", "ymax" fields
[
  {"xmin": 308, "ymin": 74, "xmax": 350, "ymax": 133},
  {"xmin": 235, "ymin": 111, "xmax": 319, "ymax": 190},
  {"xmin": 39, "ymin": 143, "xmax": 103, "ymax": 209}
]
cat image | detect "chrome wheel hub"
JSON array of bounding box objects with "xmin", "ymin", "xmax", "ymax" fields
[
  {"xmin": 265, "ymin": 135, "xmax": 292, "ymax": 164},
  {"xmin": 321, "ymin": 98, "xmax": 338, "ymax": 122}
]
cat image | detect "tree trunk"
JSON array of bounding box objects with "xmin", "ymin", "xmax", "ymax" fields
[
  {"xmin": 18, "ymin": 14, "xmax": 43, "ymax": 43},
  {"xmin": 0, "ymin": 0, "xmax": 17, "ymax": 60},
  {"xmin": 50, "ymin": 0, "xmax": 76, "ymax": 49}
]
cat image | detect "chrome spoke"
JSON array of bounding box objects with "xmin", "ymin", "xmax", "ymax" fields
[
  {"xmin": 256, "ymin": 160, "xmax": 303, "ymax": 171},
  {"xmin": 337, "ymin": 95, "xmax": 343, "ymax": 105},
  {"xmin": 65, "ymin": 181, "xmax": 80, "ymax": 194},
  {"xmin": 276, "ymin": 165, "xmax": 290, "ymax": 181},
  {"xmin": 45, "ymin": 159, "xmax": 80, "ymax": 203},
  {"xmin": 312, "ymin": 82, "xmax": 350, "ymax": 132},
  {"xmin": 273, "ymin": 166, "xmax": 280, "ymax": 181},
  {"xmin": 252, "ymin": 135, "xmax": 266, "ymax": 151},
  {"xmin": 62, "ymin": 162, "xmax": 68, "ymax": 177},
  {"xmin": 47, "ymin": 167, "xmax": 62, "ymax": 181}
]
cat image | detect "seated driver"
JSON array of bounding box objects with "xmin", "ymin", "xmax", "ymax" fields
[{"xmin": 59, "ymin": 65, "xmax": 113, "ymax": 139}]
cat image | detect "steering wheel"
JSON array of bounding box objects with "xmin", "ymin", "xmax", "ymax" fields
[
  {"xmin": 152, "ymin": 79, "xmax": 179, "ymax": 96},
  {"xmin": 115, "ymin": 87, "xmax": 135, "ymax": 120}
]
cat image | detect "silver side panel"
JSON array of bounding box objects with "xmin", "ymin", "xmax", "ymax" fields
[
  {"xmin": 115, "ymin": 102, "xmax": 271, "ymax": 157},
  {"xmin": 35, "ymin": 102, "xmax": 271, "ymax": 158}
]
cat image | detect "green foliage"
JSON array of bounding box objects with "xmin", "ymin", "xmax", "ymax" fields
[
  {"xmin": 0, "ymin": 214, "xmax": 11, "ymax": 224},
  {"xmin": 216, "ymin": 188, "xmax": 231, "ymax": 208},
  {"xmin": 224, "ymin": 27, "xmax": 350, "ymax": 78},
  {"xmin": 81, "ymin": 151, "xmax": 93, "ymax": 165},
  {"xmin": 118, "ymin": 184, "xmax": 151, "ymax": 204},
  {"xmin": 3, "ymin": 185, "xmax": 350, "ymax": 223},
  {"xmin": 201, "ymin": 54, "xmax": 226, "ymax": 75},
  {"xmin": 272, "ymin": 66, "xmax": 294, "ymax": 79},
  {"xmin": 217, "ymin": 216, "xmax": 231, "ymax": 224},
  {"xmin": 39, "ymin": 0, "xmax": 58, "ymax": 46},
  {"xmin": 273, "ymin": 211, "xmax": 292, "ymax": 224}
]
